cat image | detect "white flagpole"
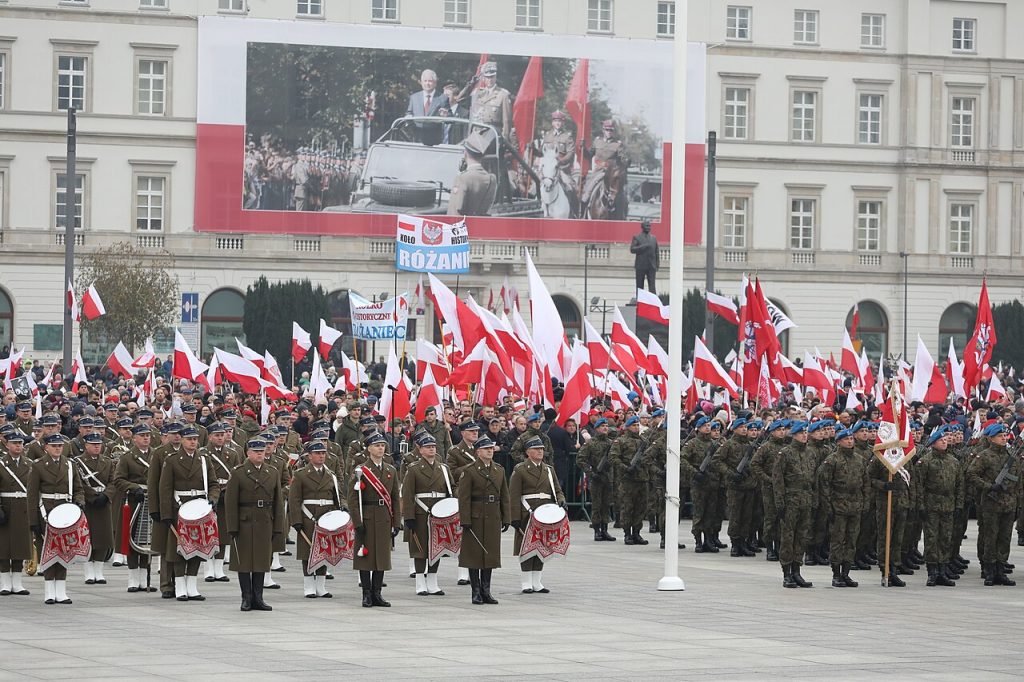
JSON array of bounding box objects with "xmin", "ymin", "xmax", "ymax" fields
[{"xmin": 659, "ymin": 2, "xmax": 688, "ymax": 592}]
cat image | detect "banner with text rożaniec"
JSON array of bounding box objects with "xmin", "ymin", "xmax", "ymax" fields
[
  {"xmin": 395, "ymin": 214, "xmax": 470, "ymax": 274},
  {"xmin": 349, "ymin": 291, "xmax": 409, "ymax": 341}
]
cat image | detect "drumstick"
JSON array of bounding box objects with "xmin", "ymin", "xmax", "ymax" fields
[
  {"xmin": 411, "ymin": 532, "xmax": 424, "ymax": 554},
  {"xmin": 466, "ymin": 527, "xmax": 489, "ymax": 555},
  {"xmin": 299, "ymin": 529, "xmax": 314, "ymax": 546}
]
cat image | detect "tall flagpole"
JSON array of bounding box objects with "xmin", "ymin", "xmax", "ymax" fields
[{"xmin": 659, "ymin": 0, "xmax": 688, "ymax": 592}]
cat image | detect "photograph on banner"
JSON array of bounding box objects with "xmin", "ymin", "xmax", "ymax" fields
[
  {"xmin": 396, "ymin": 215, "xmax": 470, "ymax": 274},
  {"xmin": 243, "ymin": 41, "xmax": 669, "ymax": 221},
  {"xmin": 349, "ymin": 292, "xmax": 409, "ymax": 341}
]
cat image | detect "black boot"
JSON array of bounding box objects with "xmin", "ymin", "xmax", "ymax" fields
[
  {"xmin": 903, "ymin": 552, "xmax": 921, "ymax": 570},
  {"xmin": 792, "ymin": 564, "xmax": 813, "ymax": 588},
  {"xmin": 926, "ymin": 563, "xmax": 937, "ymax": 586},
  {"xmin": 361, "ymin": 571, "xmax": 374, "ymax": 606},
  {"xmin": 633, "ymin": 528, "xmax": 649, "ymax": 546},
  {"xmin": 911, "ymin": 547, "xmax": 924, "ymax": 564},
  {"xmin": 594, "ymin": 524, "xmax": 602, "ymax": 542},
  {"xmin": 238, "ymin": 573, "xmax": 253, "ymax": 611},
  {"xmin": 713, "ymin": 535, "xmax": 727, "ymax": 549},
  {"xmin": 623, "ymin": 526, "xmax": 636, "ymax": 546},
  {"xmin": 251, "ymin": 573, "xmax": 272, "ymax": 610},
  {"xmin": 469, "ymin": 569, "xmax": 483, "ymax": 605},
  {"xmin": 730, "ymin": 543, "xmax": 742, "ymax": 557},
  {"xmin": 1018, "ymin": 534, "xmax": 1024, "ymax": 547},
  {"xmin": 599, "ymin": 522, "xmax": 617, "ymax": 542},
  {"xmin": 852, "ymin": 553, "xmax": 871, "ymax": 570},
  {"xmin": 735, "ymin": 540, "xmax": 754, "ymax": 557},
  {"xmin": 782, "ymin": 563, "xmax": 797, "ymax": 588},
  {"xmin": 480, "ymin": 569, "xmax": 498, "ymax": 604},
  {"xmin": 936, "ymin": 564, "xmax": 956, "ymax": 587},
  {"xmin": 942, "ymin": 563, "xmax": 960, "ymax": 581},
  {"xmin": 704, "ymin": 536, "xmax": 720, "ymax": 553},
  {"xmin": 831, "ymin": 564, "xmax": 846, "ymax": 587},
  {"xmin": 805, "ymin": 551, "xmax": 820, "ymax": 566},
  {"xmin": 841, "ymin": 563, "xmax": 858, "ymax": 587},
  {"xmin": 746, "ymin": 539, "xmax": 763, "ymax": 555},
  {"xmin": 997, "ymin": 563, "xmax": 1017, "ymax": 586},
  {"xmin": 370, "ymin": 571, "xmax": 390, "ymax": 606},
  {"xmin": 766, "ymin": 540, "xmax": 778, "ymax": 562},
  {"xmin": 886, "ymin": 565, "xmax": 906, "ymax": 587}
]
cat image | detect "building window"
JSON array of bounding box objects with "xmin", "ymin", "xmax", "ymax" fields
[
  {"xmin": 57, "ymin": 55, "xmax": 87, "ymax": 111},
  {"xmin": 948, "ymin": 203, "xmax": 973, "ymax": 254},
  {"xmin": 588, "ymin": 0, "xmax": 613, "ymax": 33},
  {"xmin": 861, "ymin": 13, "xmax": 884, "ymax": 48},
  {"xmin": 726, "ymin": 6, "xmax": 751, "ymax": 41},
  {"xmin": 847, "ymin": 301, "xmax": 888, "ymax": 362},
  {"xmin": 372, "ymin": 0, "xmax": 398, "ymax": 21},
  {"xmin": 140, "ymin": 0, "xmax": 168, "ymax": 8},
  {"xmin": 55, "ymin": 173, "xmax": 85, "ymax": 230},
  {"xmin": 858, "ymin": 93, "xmax": 883, "ymax": 144},
  {"xmin": 515, "ymin": 0, "xmax": 540, "ymax": 29},
  {"xmin": 722, "ymin": 196, "xmax": 747, "ymax": 249},
  {"xmin": 723, "ymin": 87, "xmax": 749, "ymax": 140},
  {"xmin": 297, "ymin": 0, "xmax": 322, "ymax": 15},
  {"xmin": 657, "ymin": 1, "xmax": 675, "ymax": 37},
  {"xmin": 136, "ymin": 176, "xmax": 165, "ymax": 231},
  {"xmin": 137, "ymin": 59, "xmax": 166, "ymax": 116},
  {"xmin": 951, "ymin": 97, "xmax": 975, "ymax": 148},
  {"xmin": 952, "ymin": 18, "xmax": 976, "ymax": 52},
  {"xmin": 791, "ymin": 90, "xmax": 816, "ymax": 143},
  {"xmin": 938, "ymin": 302, "xmax": 976, "ymax": 355},
  {"xmin": 793, "ymin": 10, "xmax": 818, "ymax": 45},
  {"xmin": 218, "ymin": 0, "xmax": 244, "ymax": 10},
  {"xmin": 857, "ymin": 200, "xmax": 881, "ymax": 251},
  {"xmin": 201, "ymin": 289, "xmax": 246, "ymax": 357},
  {"xmin": 789, "ymin": 198, "xmax": 815, "ymax": 250},
  {"xmin": 443, "ymin": 0, "xmax": 468, "ymax": 25}
]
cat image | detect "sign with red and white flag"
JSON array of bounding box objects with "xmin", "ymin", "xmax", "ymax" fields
[
  {"xmin": 318, "ymin": 318, "xmax": 343, "ymax": 359},
  {"xmin": 874, "ymin": 388, "xmax": 916, "ymax": 473},
  {"xmin": 81, "ymin": 285, "xmax": 106, "ymax": 321},
  {"xmin": 706, "ymin": 291, "xmax": 739, "ymax": 325},
  {"xmin": 291, "ymin": 322, "xmax": 312, "ymax": 364},
  {"xmin": 636, "ymin": 289, "xmax": 669, "ymax": 325}
]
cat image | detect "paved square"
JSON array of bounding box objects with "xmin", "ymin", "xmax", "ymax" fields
[{"xmin": 0, "ymin": 519, "xmax": 1020, "ymax": 681}]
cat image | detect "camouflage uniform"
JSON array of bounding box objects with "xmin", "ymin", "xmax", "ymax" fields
[
  {"xmin": 610, "ymin": 429, "xmax": 648, "ymax": 544},
  {"xmin": 818, "ymin": 444, "xmax": 869, "ymax": 568},
  {"xmin": 576, "ymin": 432, "xmax": 615, "ymax": 530},
  {"xmin": 750, "ymin": 434, "xmax": 787, "ymax": 559},
  {"xmin": 712, "ymin": 432, "xmax": 759, "ymax": 554},
  {"xmin": 772, "ymin": 436, "xmax": 816, "ymax": 586},
  {"xmin": 966, "ymin": 441, "xmax": 1023, "ymax": 582},
  {"xmin": 867, "ymin": 455, "xmax": 910, "ymax": 575},
  {"xmin": 919, "ymin": 444, "xmax": 963, "ymax": 569},
  {"xmin": 683, "ymin": 432, "xmax": 723, "ymax": 550}
]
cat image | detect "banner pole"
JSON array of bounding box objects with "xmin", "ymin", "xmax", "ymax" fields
[
  {"xmin": 351, "ymin": 332, "xmax": 360, "ymax": 399},
  {"xmin": 883, "ymin": 470, "xmax": 893, "ymax": 587}
]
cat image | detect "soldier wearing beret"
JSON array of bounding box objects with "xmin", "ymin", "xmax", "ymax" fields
[
  {"xmin": 576, "ymin": 418, "xmax": 616, "ymax": 541},
  {"xmin": 158, "ymin": 426, "xmax": 220, "ymax": 602},
  {"xmin": 966, "ymin": 422, "xmax": 1022, "ymax": 586},
  {"xmin": 225, "ymin": 437, "xmax": 286, "ymax": 611},
  {"xmin": 113, "ymin": 423, "xmax": 157, "ymax": 593},
  {"xmin": 918, "ymin": 426, "xmax": 961, "ymax": 586},
  {"xmin": 611, "ymin": 416, "xmax": 649, "ymax": 546},
  {"xmin": 75, "ymin": 431, "xmax": 115, "ymax": 586},
  {"xmin": 289, "ymin": 440, "xmax": 342, "ymax": 599},
  {"xmin": 348, "ymin": 432, "xmax": 401, "ymax": 608},
  {"xmin": 0, "ymin": 431, "xmax": 33, "ymax": 597},
  {"xmin": 772, "ymin": 421, "xmax": 815, "ymax": 588},
  {"xmin": 457, "ymin": 436, "xmax": 510, "ymax": 605},
  {"xmin": 402, "ymin": 433, "xmax": 455, "ymax": 596},
  {"xmin": 510, "ymin": 436, "xmax": 565, "ymax": 594},
  {"xmin": 750, "ymin": 419, "xmax": 790, "ymax": 562},
  {"xmin": 27, "ymin": 433, "xmax": 86, "ymax": 604},
  {"xmin": 818, "ymin": 428, "xmax": 869, "ymax": 587}
]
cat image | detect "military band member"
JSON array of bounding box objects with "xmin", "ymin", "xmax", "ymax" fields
[
  {"xmin": 576, "ymin": 418, "xmax": 617, "ymax": 541},
  {"xmin": 203, "ymin": 422, "xmax": 239, "ymax": 583},
  {"xmin": 28, "ymin": 433, "xmax": 86, "ymax": 604},
  {"xmin": 445, "ymin": 424, "xmax": 478, "ymax": 586},
  {"xmin": 158, "ymin": 426, "xmax": 220, "ymax": 602},
  {"xmin": 402, "ymin": 433, "xmax": 454, "ymax": 596},
  {"xmin": 148, "ymin": 421, "xmax": 183, "ymax": 598},
  {"xmin": 348, "ymin": 432, "xmax": 401, "ymax": 608},
  {"xmin": 113, "ymin": 424, "xmax": 157, "ymax": 593},
  {"xmin": 510, "ymin": 437, "xmax": 565, "ymax": 594},
  {"xmin": 26, "ymin": 414, "xmax": 67, "ymax": 461},
  {"xmin": 0, "ymin": 431, "xmax": 33, "ymax": 596},
  {"xmin": 289, "ymin": 441, "xmax": 341, "ymax": 599},
  {"xmin": 457, "ymin": 436, "xmax": 510, "ymax": 605},
  {"xmin": 225, "ymin": 437, "xmax": 286, "ymax": 612},
  {"xmin": 76, "ymin": 432, "xmax": 115, "ymax": 585}
]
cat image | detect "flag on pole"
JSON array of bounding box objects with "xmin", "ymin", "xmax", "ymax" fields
[
  {"xmin": 318, "ymin": 318, "xmax": 343, "ymax": 359},
  {"xmin": 82, "ymin": 284, "xmax": 106, "ymax": 320},
  {"xmin": 706, "ymin": 291, "xmax": 739, "ymax": 325},
  {"xmin": 512, "ymin": 56, "xmax": 543, "ymax": 156},
  {"xmin": 173, "ymin": 329, "xmax": 209, "ymax": 383},
  {"xmin": 636, "ymin": 289, "xmax": 669, "ymax": 325},
  {"xmin": 565, "ymin": 58, "xmax": 591, "ymax": 176},
  {"xmin": 963, "ymin": 279, "xmax": 996, "ymax": 392},
  {"xmin": 693, "ymin": 336, "xmax": 738, "ymax": 397},
  {"xmin": 66, "ymin": 279, "xmax": 80, "ymax": 323},
  {"xmin": 849, "ymin": 303, "xmax": 860, "ymax": 340},
  {"xmin": 106, "ymin": 342, "xmax": 136, "ymax": 380},
  {"xmin": 292, "ymin": 322, "xmax": 312, "ymax": 364}
]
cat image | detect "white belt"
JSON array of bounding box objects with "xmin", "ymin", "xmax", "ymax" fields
[
  {"xmin": 415, "ymin": 491, "xmax": 448, "ymax": 513},
  {"xmin": 41, "ymin": 493, "xmax": 71, "ymax": 501},
  {"xmin": 90, "ymin": 485, "xmax": 105, "ymax": 494},
  {"xmin": 173, "ymin": 489, "xmax": 206, "ymax": 504},
  {"xmin": 0, "ymin": 492, "xmax": 27, "ymax": 498},
  {"xmin": 217, "ymin": 478, "xmax": 230, "ymax": 485},
  {"xmin": 521, "ymin": 492, "xmax": 551, "ymax": 512},
  {"xmin": 303, "ymin": 499, "xmax": 335, "ymax": 506},
  {"xmin": 138, "ymin": 484, "xmax": 148, "ymax": 491},
  {"xmin": 415, "ymin": 492, "xmax": 446, "ymax": 499}
]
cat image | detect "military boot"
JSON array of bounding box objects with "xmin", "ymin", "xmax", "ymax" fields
[
  {"xmin": 747, "ymin": 538, "xmax": 763, "ymax": 554},
  {"xmin": 623, "ymin": 526, "xmax": 636, "ymax": 545},
  {"xmin": 942, "ymin": 564, "xmax": 960, "ymax": 581},
  {"xmin": 996, "ymin": 564, "xmax": 1017, "ymax": 587},
  {"xmin": 841, "ymin": 563, "xmax": 859, "ymax": 587},
  {"xmin": 782, "ymin": 563, "xmax": 797, "ymax": 588},
  {"xmin": 805, "ymin": 550, "xmax": 820, "ymax": 566},
  {"xmin": 852, "ymin": 553, "xmax": 871, "ymax": 570},
  {"xmin": 885, "ymin": 564, "xmax": 906, "ymax": 587},
  {"xmin": 791, "ymin": 565, "xmax": 813, "ymax": 588},
  {"xmin": 633, "ymin": 529, "xmax": 649, "ymax": 546},
  {"xmin": 903, "ymin": 552, "xmax": 921, "ymax": 570},
  {"xmin": 983, "ymin": 562, "xmax": 996, "ymax": 586},
  {"xmin": 831, "ymin": 564, "xmax": 846, "ymax": 587},
  {"xmin": 600, "ymin": 523, "xmax": 617, "ymax": 542},
  {"xmin": 713, "ymin": 535, "xmax": 727, "ymax": 549},
  {"xmin": 594, "ymin": 524, "xmax": 602, "ymax": 541},
  {"xmin": 935, "ymin": 564, "xmax": 956, "ymax": 587},
  {"xmin": 911, "ymin": 547, "xmax": 924, "ymax": 564},
  {"xmin": 660, "ymin": 533, "xmax": 665, "ymax": 549},
  {"xmin": 469, "ymin": 570, "xmax": 483, "ymax": 605},
  {"xmin": 766, "ymin": 540, "xmax": 778, "ymax": 562},
  {"xmin": 694, "ymin": 532, "xmax": 706, "ymax": 553},
  {"xmin": 926, "ymin": 564, "xmax": 938, "ymax": 587},
  {"xmin": 704, "ymin": 536, "xmax": 720, "ymax": 553},
  {"xmin": 1018, "ymin": 534, "xmax": 1024, "ymax": 547}
]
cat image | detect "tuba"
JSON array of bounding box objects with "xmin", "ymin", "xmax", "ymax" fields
[{"xmin": 129, "ymin": 493, "xmax": 155, "ymax": 555}]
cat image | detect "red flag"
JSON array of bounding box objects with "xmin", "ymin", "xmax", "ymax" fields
[
  {"xmin": 292, "ymin": 322, "xmax": 312, "ymax": 364},
  {"xmin": 963, "ymin": 279, "xmax": 996, "ymax": 392},
  {"xmin": 636, "ymin": 289, "xmax": 669, "ymax": 325},
  {"xmin": 849, "ymin": 303, "xmax": 860, "ymax": 340},
  {"xmin": 214, "ymin": 348, "xmax": 264, "ymax": 394},
  {"xmin": 106, "ymin": 342, "xmax": 136, "ymax": 380},
  {"xmin": 706, "ymin": 291, "xmax": 739, "ymax": 325},
  {"xmin": 557, "ymin": 342, "xmax": 591, "ymax": 426},
  {"xmin": 174, "ymin": 329, "xmax": 209, "ymax": 383},
  {"xmin": 801, "ymin": 351, "xmax": 832, "ymax": 394},
  {"xmin": 513, "ymin": 56, "xmax": 543, "ymax": 156},
  {"xmin": 610, "ymin": 308, "xmax": 651, "ymax": 373},
  {"xmin": 693, "ymin": 337, "xmax": 738, "ymax": 397},
  {"xmin": 66, "ymin": 279, "xmax": 80, "ymax": 323},
  {"xmin": 82, "ymin": 284, "xmax": 105, "ymax": 320},
  {"xmin": 414, "ymin": 365, "xmax": 443, "ymax": 423},
  {"xmin": 840, "ymin": 329, "xmax": 859, "ymax": 377},
  {"xmin": 318, "ymin": 318, "xmax": 343, "ymax": 359},
  {"xmin": 565, "ymin": 58, "xmax": 591, "ymax": 176}
]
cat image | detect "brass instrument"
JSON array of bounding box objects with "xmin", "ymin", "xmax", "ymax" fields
[{"xmin": 129, "ymin": 492, "xmax": 156, "ymax": 555}]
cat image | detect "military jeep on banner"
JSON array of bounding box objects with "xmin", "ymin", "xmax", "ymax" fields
[{"xmin": 329, "ymin": 116, "xmax": 542, "ymax": 217}]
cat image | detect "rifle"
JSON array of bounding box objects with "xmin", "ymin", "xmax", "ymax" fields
[
  {"xmin": 735, "ymin": 433, "xmax": 770, "ymax": 479},
  {"xmin": 698, "ymin": 441, "xmax": 722, "ymax": 476},
  {"xmin": 988, "ymin": 448, "xmax": 1020, "ymax": 500},
  {"xmin": 626, "ymin": 438, "xmax": 650, "ymax": 475},
  {"xmin": 595, "ymin": 442, "xmax": 612, "ymax": 476}
]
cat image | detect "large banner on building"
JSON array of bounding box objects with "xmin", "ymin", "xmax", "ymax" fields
[
  {"xmin": 396, "ymin": 215, "xmax": 470, "ymax": 274},
  {"xmin": 195, "ymin": 17, "xmax": 706, "ymax": 244}
]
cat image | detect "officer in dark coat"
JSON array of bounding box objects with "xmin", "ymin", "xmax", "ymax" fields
[
  {"xmin": 0, "ymin": 431, "xmax": 32, "ymax": 596},
  {"xmin": 347, "ymin": 432, "xmax": 400, "ymax": 608},
  {"xmin": 225, "ymin": 437, "xmax": 286, "ymax": 611},
  {"xmin": 457, "ymin": 436, "xmax": 510, "ymax": 605}
]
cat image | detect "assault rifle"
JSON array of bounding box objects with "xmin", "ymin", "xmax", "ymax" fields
[
  {"xmin": 698, "ymin": 440, "xmax": 722, "ymax": 476},
  {"xmin": 735, "ymin": 432, "xmax": 770, "ymax": 479},
  {"xmin": 988, "ymin": 449, "xmax": 1020, "ymax": 501}
]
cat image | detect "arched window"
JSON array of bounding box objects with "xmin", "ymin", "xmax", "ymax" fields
[
  {"xmin": 327, "ymin": 290, "xmax": 365, "ymax": 361},
  {"xmin": 201, "ymin": 289, "xmax": 245, "ymax": 357},
  {"xmin": 939, "ymin": 302, "xmax": 976, "ymax": 356},
  {"xmin": 552, "ymin": 295, "xmax": 582, "ymax": 338},
  {"xmin": 768, "ymin": 298, "xmax": 791, "ymax": 356},
  {"xmin": 0, "ymin": 288, "xmax": 12, "ymax": 353},
  {"xmin": 847, "ymin": 301, "xmax": 888, "ymax": 363}
]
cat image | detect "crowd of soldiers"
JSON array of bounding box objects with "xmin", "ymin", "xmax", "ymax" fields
[{"xmin": 242, "ymin": 135, "xmax": 363, "ymax": 212}]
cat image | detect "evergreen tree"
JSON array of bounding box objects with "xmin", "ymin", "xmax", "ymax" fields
[{"xmin": 243, "ymin": 278, "xmax": 331, "ymax": 384}]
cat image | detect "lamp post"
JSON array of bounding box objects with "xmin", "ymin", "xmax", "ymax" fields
[{"xmin": 589, "ymin": 297, "xmax": 613, "ymax": 337}]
